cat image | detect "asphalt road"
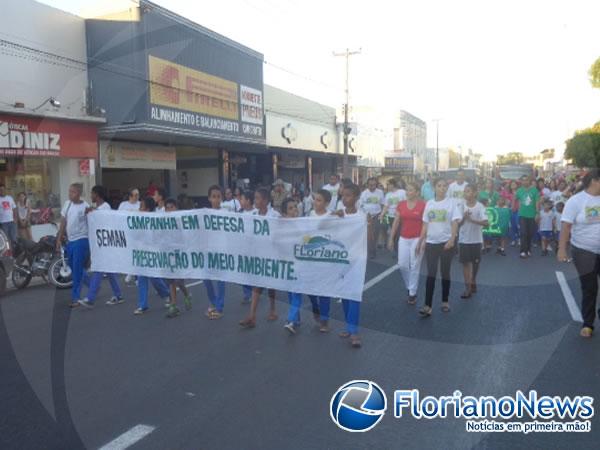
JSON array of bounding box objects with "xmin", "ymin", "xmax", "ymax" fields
[{"xmin": 1, "ymin": 245, "xmax": 599, "ymax": 450}]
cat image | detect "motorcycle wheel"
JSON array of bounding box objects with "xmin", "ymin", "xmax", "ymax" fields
[
  {"xmin": 48, "ymin": 257, "xmax": 73, "ymax": 289},
  {"xmin": 11, "ymin": 254, "xmax": 32, "ymax": 289}
]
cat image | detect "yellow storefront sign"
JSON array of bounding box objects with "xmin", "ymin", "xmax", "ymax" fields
[{"xmin": 148, "ymin": 55, "xmax": 239, "ymax": 120}]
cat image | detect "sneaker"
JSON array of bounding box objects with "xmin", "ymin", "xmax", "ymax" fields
[
  {"xmin": 166, "ymin": 304, "xmax": 180, "ymax": 318},
  {"xmin": 106, "ymin": 296, "xmax": 125, "ymax": 306},
  {"xmin": 284, "ymin": 322, "xmax": 297, "ymax": 334},
  {"xmin": 133, "ymin": 307, "xmax": 148, "ymax": 315},
  {"xmin": 78, "ymin": 299, "xmax": 94, "ymax": 309},
  {"xmin": 520, "ymin": 252, "xmax": 527, "ymax": 259},
  {"xmin": 580, "ymin": 327, "xmax": 593, "ymax": 338},
  {"xmin": 183, "ymin": 295, "xmax": 192, "ymax": 311}
]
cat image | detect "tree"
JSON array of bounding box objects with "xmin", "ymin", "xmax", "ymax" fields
[
  {"xmin": 564, "ymin": 122, "xmax": 600, "ymax": 168},
  {"xmin": 496, "ymin": 152, "xmax": 524, "ymax": 165},
  {"xmin": 590, "ymin": 57, "xmax": 600, "ymax": 89}
]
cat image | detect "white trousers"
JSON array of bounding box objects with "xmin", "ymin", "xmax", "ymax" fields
[{"xmin": 397, "ymin": 237, "xmax": 423, "ymax": 296}]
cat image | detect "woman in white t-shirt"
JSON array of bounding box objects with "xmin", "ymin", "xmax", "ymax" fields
[
  {"xmin": 558, "ymin": 169, "xmax": 600, "ymax": 338},
  {"xmin": 118, "ymin": 188, "xmax": 140, "ymax": 212},
  {"xmin": 416, "ymin": 178, "xmax": 462, "ymax": 316}
]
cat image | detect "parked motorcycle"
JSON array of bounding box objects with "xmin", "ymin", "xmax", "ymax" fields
[{"xmin": 12, "ymin": 235, "xmax": 73, "ymax": 290}]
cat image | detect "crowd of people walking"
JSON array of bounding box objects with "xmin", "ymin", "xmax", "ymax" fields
[{"xmin": 28, "ymin": 166, "xmax": 599, "ymax": 347}]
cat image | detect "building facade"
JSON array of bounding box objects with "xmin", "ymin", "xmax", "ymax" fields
[
  {"xmin": 86, "ymin": 0, "xmax": 266, "ymax": 205},
  {"xmin": 264, "ymin": 85, "xmax": 340, "ymax": 191},
  {"xmin": 1, "ymin": 0, "xmax": 103, "ymax": 215}
]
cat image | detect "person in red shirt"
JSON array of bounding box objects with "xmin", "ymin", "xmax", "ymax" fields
[{"xmin": 387, "ymin": 182, "xmax": 426, "ymax": 305}]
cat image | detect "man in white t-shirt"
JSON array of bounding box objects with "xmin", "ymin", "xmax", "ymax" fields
[
  {"xmin": 79, "ymin": 185, "xmax": 124, "ymax": 309},
  {"xmin": 380, "ymin": 178, "xmax": 406, "ymax": 250},
  {"xmin": 447, "ymin": 169, "xmax": 467, "ymax": 207},
  {"xmin": 56, "ymin": 183, "xmax": 90, "ymax": 307},
  {"xmin": 322, "ymin": 174, "xmax": 341, "ymax": 212},
  {"xmin": 221, "ymin": 187, "xmax": 241, "ymax": 213},
  {"xmin": 0, "ymin": 184, "xmax": 17, "ymax": 245},
  {"xmin": 118, "ymin": 188, "xmax": 140, "ymax": 211},
  {"xmin": 359, "ymin": 177, "xmax": 385, "ymax": 259}
]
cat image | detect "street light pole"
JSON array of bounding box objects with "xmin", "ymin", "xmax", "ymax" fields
[{"xmin": 334, "ymin": 48, "xmax": 361, "ymax": 178}]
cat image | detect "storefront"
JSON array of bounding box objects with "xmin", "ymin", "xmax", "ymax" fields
[
  {"xmin": 86, "ymin": 0, "xmax": 265, "ymax": 203},
  {"xmin": 0, "ymin": 112, "xmax": 99, "ymax": 219},
  {"xmin": 264, "ymin": 85, "xmax": 340, "ymax": 193}
]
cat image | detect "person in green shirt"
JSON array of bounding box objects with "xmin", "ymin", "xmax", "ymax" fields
[
  {"xmin": 495, "ymin": 197, "xmax": 511, "ymax": 255},
  {"xmin": 515, "ymin": 175, "xmax": 540, "ymax": 258},
  {"xmin": 478, "ymin": 179, "xmax": 500, "ymax": 207}
]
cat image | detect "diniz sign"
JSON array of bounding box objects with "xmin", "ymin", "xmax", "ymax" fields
[
  {"xmin": 0, "ymin": 120, "xmax": 59, "ymax": 154},
  {"xmin": 0, "ymin": 114, "xmax": 98, "ymax": 158}
]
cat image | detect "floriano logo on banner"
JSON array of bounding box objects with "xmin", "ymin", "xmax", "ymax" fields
[{"xmin": 294, "ymin": 235, "xmax": 350, "ymax": 264}]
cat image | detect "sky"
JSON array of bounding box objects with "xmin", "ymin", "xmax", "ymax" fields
[{"xmin": 40, "ymin": 0, "xmax": 600, "ymax": 159}]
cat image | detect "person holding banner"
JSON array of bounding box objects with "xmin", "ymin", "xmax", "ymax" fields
[
  {"xmin": 417, "ymin": 178, "xmax": 462, "ymax": 316},
  {"xmin": 240, "ymin": 188, "xmax": 280, "ymax": 329},
  {"xmin": 388, "ymin": 182, "xmax": 426, "ymax": 305},
  {"xmin": 335, "ymin": 183, "xmax": 364, "ymax": 348},
  {"xmin": 134, "ymin": 197, "xmax": 171, "ymax": 315},
  {"xmin": 239, "ymin": 190, "xmax": 257, "ymax": 304},
  {"xmin": 458, "ymin": 184, "xmax": 488, "ymax": 300},
  {"xmin": 78, "ymin": 185, "xmax": 124, "ymax": 309},
  {"xmin": 56, "ymin": 183, "xmax": 90, "ymax": 308},
  {"xmin": 204, "ymin": 186, "xmax": 227, "ymax": 320},
  {"xmin": 165, "ymin": 198, "xmax": 192, "ymax": 318},
  {"xmin": 308, "ymin": 189, "xmax": 334, "ymax": 332},
  {"xmin": 282, "ymin": 198, "xmax": 307, "ymax": 334}
]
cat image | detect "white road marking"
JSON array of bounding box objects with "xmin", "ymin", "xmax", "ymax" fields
[
  {"xmin": 99, "ymin": 424, "xmax": 156, "ymax": 450},
  {"xmin": 555, "ymin": 271, "xmax": 583, "ymax": 323},
  {"xmin": 184, "ymin": 281, "xmax": 203, "ymax": 288},
  {"xmin": 363, "ymin": 265, "xmax": 399, "ymax": 291}
]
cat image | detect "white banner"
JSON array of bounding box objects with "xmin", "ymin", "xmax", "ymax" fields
[{"xmin": 88, "ymin": 209, "xmax": 367, "ymax": 301}]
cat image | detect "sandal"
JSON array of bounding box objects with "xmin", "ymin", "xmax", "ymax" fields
[
  {"xmin": 418, "ymin": 306, "xmax": 432, "ymax": 317},
  {"xmin": 441, "ymin": 302, "xmax": 450, "ymax": 312},
  {"xmin": 208, "ymin": 310, "xmax": 224, "ymax": 320},
  {"xmin": 205, "ymin": 307, "xmax": 216, "ymax": 318},
  {"xmin": 267, "ymin": 312, "xmax": 278, "ymax": 321},
  {"xmin": 239, "ymin": 317, "xmax": 256, "ymax": 328},
  {"xmin": 350, "ymin": 335, "xmax": 362, "ymax": 348},
  {"xmin": 339, "ymin": 331, "xmax": 351, "ymax": 339},
  {"xmin": 319, "ymin": 321, "xmax": 330, "ymax": 333}
]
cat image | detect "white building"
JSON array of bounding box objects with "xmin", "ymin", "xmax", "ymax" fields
[{"xmin": 1, "ymin": 0, "xmax": 103, "ymax": 211}]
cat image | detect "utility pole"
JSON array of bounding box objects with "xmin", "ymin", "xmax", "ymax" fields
[
  {"xmin": 432, "ymin": 118, "xmax": 442, "ymax": 173},
  {"xmin": 334, "ymin": 48, "xmax": 361, "ymax": 178}
]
